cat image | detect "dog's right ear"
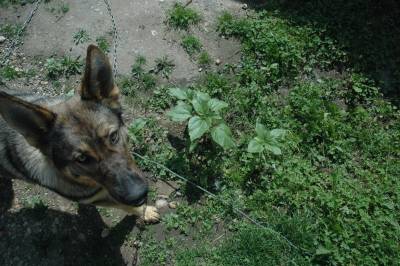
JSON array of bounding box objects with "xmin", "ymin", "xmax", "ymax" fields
[
  {"xmin": 79, "ymin": 45, "xmax": 120, "ymax": 110},
  {"xmin": 0, "ymin": 91, "xmax": 56, "ymax": 148}
]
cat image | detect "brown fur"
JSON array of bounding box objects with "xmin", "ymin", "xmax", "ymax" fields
[{"xmin": 0, "ymin": 45, "xmax": 160, "ymax": 222}]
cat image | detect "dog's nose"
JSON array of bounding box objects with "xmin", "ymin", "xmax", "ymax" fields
[{"xmin": 124, "ymin": 177, "xmax": 148, "ymax": 206}]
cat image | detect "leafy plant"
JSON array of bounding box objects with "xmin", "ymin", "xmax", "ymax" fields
[
  {"xmin": 181, "ymin": 35, "xmax": 202, "ymax": 56},
  {"xmin": 0, "ymin": 65, "xmax": 21, "ymax": 80},
  {"xmin": 198, "ymin": 51, "xmax": 211, "ymax": 66},
  {"xmin": 45, "ymin": 56, "xmax": 82, "ymax": 79},
  {"xmin": 153, "ymin": 56, "xmax": 175, "ymax": 79},
  {"xmin": 128, "ymin": 118, "xmax": 147, "ymax": 144},
  {"xmin": 73, "ymin": 29, "xmax": 90, "ymax": 45},
  {"xmin": 96, "ymin": 36, "xmax": 110, "ymax": 53},
  {"xmin": 167, "ymin": 3, "xmax": 201, "ymax": 30},
  {"xmin": 0, "ymin": 23, "xmax": 23, "ymax": 39},
  {"xmin": 167, "ymin": 88, "xmax": 235, "ymax": 150},
  {"xmin": 247, "ymin": 123, "xmax": 286, "ymax": 155}
]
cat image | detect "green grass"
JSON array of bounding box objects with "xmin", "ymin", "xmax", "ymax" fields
[
  {"xmin": 133, "ymin": 7, "xmax": 400, "ymax": 266},
  {"xmin": 0, "ymin": 23, "xmax": 23, "ymax": 39},
  {"xmin": 167, "ymin": 3, "xmax": 201, "ymax": 30},
  {"xmin": 181, "ymin": 35, "xmax": 202, "ymax": 56},
  {"xmin": 44, "ymin": 55, "xmax": 82, "ymax": 79},
  {"xmin": 198, "ymin": 51, "xmax": 211, "ymax": 66}
]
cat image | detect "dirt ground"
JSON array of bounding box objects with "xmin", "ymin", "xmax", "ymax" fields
[{"xmin": 0, "ymin": 0, "xmax": 244, "ymax": 265}]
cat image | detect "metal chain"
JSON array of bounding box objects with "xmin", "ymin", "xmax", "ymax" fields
[
  {"xmin": 102, "ymin": 0, "xmax": 119, "ymax": 79},
  {"xmin": 0, "ymin": 0, "xmax": 42, "ymax": 67}
]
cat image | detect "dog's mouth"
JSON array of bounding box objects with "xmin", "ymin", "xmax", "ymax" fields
[{"xmin": 107, "ymin": 187, "xmax": 148, "ymax": 207}]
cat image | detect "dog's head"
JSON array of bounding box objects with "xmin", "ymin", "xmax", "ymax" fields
[{"xmin": 0, "ymin": 45, "xmax": 148, "ymax": 207}]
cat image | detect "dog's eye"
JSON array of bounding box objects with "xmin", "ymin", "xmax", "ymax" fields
[
  {"xmin": 110, "ymin": 131, "xmax": 119, "ymax": 145},
  {"xmin": 75, "ymin": 154, "xmax": 88, "ymax": 164}
]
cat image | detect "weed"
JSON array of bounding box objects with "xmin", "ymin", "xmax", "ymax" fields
[
  {"xmin": 45, "ymin": 55, "xmax": 82, "ymax": 79},
  {"xmin": 198, "ymin": 51, "xmax": 211, "ymax": 66},
  {"xmin": 167, "ymin": 3, "xmax": 201, "ymax": 30},
  {"xmin": 168, "ymin": 88, "xmax": 235, "ymax": 150},
  {"xmin": 46, "ymin": 1, "xmax": 69, "ymax": 16},
  {"xmin": 73, "ymin": 29, "xmax": 90, "ymax": 45},
  {"xmin": 0, "ymin": 23, "xmax": 23, "ymax": 39},
  {"xmin": 96, "ymin": 36, "xmax": 110, "ymax": 53},
  {"xmin": 0, "ymin": 65, "xmax": 21, "ymax": 80},
  {"xmin": 153, "ymin": 56, "xmax": 175, "ymax": 79},
  {"xmin": 181, "ymin": 35, "xmax": 202, "ymax": 56}
]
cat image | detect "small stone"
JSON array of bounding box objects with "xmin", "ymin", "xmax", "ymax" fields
[
  {"xmin": 242, "ymin": 4, "xmax": 248, "ymax": 10},
  {"xmin": 0, "ymin": 36, "xmax": 6, "ymax": 43},
  {"xmin": 198, "ymin": 68, "xmax": 203, "ymax": 72},
  {"xmin": 151, "ymin": 30, "xmax": 157, "ymax": 36},
  {"xmin": 156, "ymin": 198, "xmax": 168, "ymax": 209},
  {"xmin": 101, "ymin": 228, "xmax": 110, "ymax": 238},
  {"xmin": 175, "ymin": 191, "xmax": 182, "ymax": 197},
  {"xmin": 215, "ymin": 59, "xmax": 222, "ymax": 65},
  {"xmin": 168, "ymin": 201, "xmax": 178, "ymax": 209}
]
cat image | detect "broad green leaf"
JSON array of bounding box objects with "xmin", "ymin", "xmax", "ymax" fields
[
  {"xmin": 195, "ymin": 91, "xmax": 211, "ymax": 101},
  {"xmin": 192, "ymin": 96, "xmax": 209, "ymax": 115},
  {"xmin": 270, "ymin": 128, "xmax": 286, "ymax": 139},
  {"xmin": 129, "ymin": 118, "xmax": 147, "ymax": 133},
  {"xmin": 189, "ymin": 141, "xmax": 198, "ymax": 152},
  {"xmin": 315, "ymin": 246, "xmax": 331, "ymax": 256},
  {"xmin": 211, "ymin": 123, "xmax": 235, "ymax": 149},
  {"xmin": 167, "ymin": 102, "xmax": 193, "ymax": 122},
  {"xmin": 208, "ymin": 99, "xmax": 228, "ymax": 113},
  {"xmin": 265, "ymin": 144, "xmax": 282, "ymax": 155},
  {"xmin": 255, "ymin": 123, "xmax": 269, "ymax": 139},
  {"xmin": 353, "ymin": 85, "xmax": 362, "ymax": 93},
  {"xmin": 247, "ymin": 138, "xmax": 264, "ymax": 153},
  {"xmin": 169, "ymin": 88, "xmax": 188, "ymax": 100},
  {"xmin": 188, "ymin": 116, "xmax": 210, "ymax": 141}
]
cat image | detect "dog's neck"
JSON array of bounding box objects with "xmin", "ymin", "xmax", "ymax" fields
[{"xmin": 14, "ymin": 138, "xmax": 101, "ymax": 201}]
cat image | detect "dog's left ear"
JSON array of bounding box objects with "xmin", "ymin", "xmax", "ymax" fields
[
  {"xmin": 0, "ymin": 91, "xmax": 56, "ymax": 148},
  {"xmin": 79, "ymin": 45, "xmax": 120, "ymax": 109}
]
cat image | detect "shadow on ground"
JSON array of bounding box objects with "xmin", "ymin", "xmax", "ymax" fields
[
  {"xmin": 236, "ymin": 0, "xmax": 400, "ymax": 103},
  {"xmin": 0, "ymin": 182, "xmax": 138, "ymax": 266}
]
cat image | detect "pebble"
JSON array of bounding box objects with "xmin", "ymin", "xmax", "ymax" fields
[
  {"xmin": 155, "ymin": 198, "xmax": 168, "ymax": 209},
  {"xmin": 169, "ymin": 201, "xmax": 178, "ymax": 209},
  {"xmin": 151, "ymin": 30, "xmax": 157, "ymax": 36},
  {"xmin": 158, "ymin": 194, "xmax": 169, "ymax": 199},
  {"xmin": 0, "ymin": 36, "xmax": 6, "ymax": 43},
  {"xmin": 101, "ymin": 228, "xmax": 110, "ymax": 238},
  {"xmin": 198, "ymin": 68, "xmax": 203, "ymax": 72},
  {"xmin": 175, "ymin": 191, "xmax": 182, "ymax": 197},
  {"xmin": 242, "ymin": 4, "xmax": 248, "ymax": 10},
  {"xmin": 215, "ymin": 59, "xmax": 222, "ymax": 65}
]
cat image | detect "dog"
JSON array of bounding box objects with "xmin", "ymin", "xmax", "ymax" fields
[{"xmin": 0, "ymin": 45, "xmax": 160, "ymax": 223}]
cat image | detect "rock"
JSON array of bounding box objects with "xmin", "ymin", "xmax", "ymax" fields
[
  {"xmin": 168, "ymin": 201, "xmax": 178, "ymax": 209},
  {"xmin": 0, "ymin": 36, "xmax": 6, "ymax": 43},
  {"xmin": 158, "ymin": 194, "xmax": 169, "ymax": 199},
  {"xmin": 198, "ymin": 68, "xmax": 203, "ymax": 72},
  {"xmin": 151, "ymin": 30, "xmax": 157, "ymax": 36},
  {"xmin": 242, "ymin": 4, "xmax": 248, "ymax": 10},
  {"xmin": 215, "ymin": 59, "xmax": 222, "ymax": 65},
  {"xmin": 175, "ymin": 191, "xmax": 182, "ymax": 197},
  {"xmin": 155, "ymin": 198, "xmax": 168, "ymax": 209},
  {"xmin": 101, "ymin": 228, "xmax": 110, "ymax": 238}
]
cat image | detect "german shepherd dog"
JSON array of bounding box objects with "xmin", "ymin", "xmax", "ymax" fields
[{"xmin": 0, "ymin": 45, "xmax": 159, "ymax": 223}]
